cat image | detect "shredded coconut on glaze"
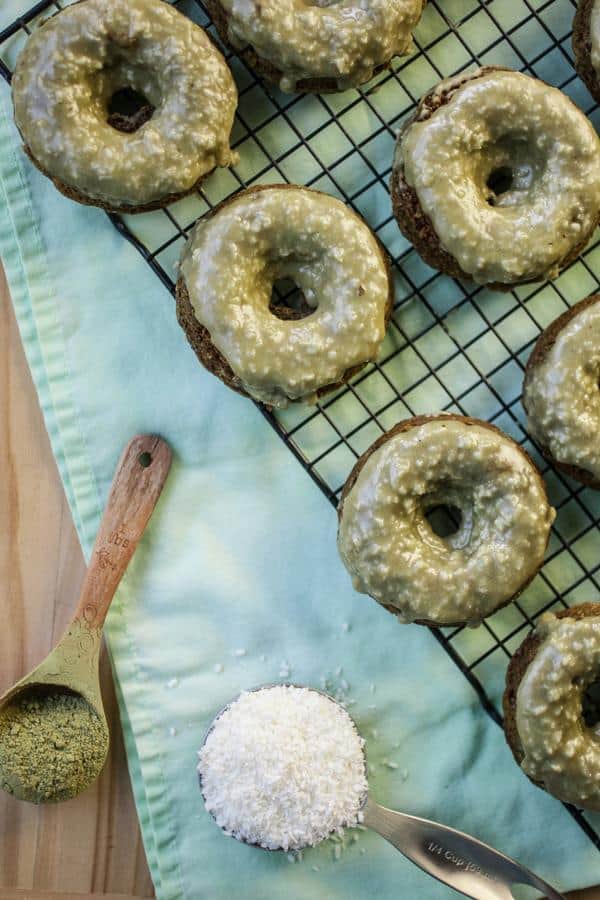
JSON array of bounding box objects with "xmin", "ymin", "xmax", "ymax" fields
[
  {"xmin": 12, "ymin": 0, "xmax": 237, "ymax": 207},
  {"xmin": 524, "ymin": 297, "xmax": 600, "ymax": 481},
  {"xmin": 219, "ymin": 0, "xmax": 424, "ymax": 92},
  {"xmin": 180, "ymin": 186, "xmax": 390, "ymax": 408},
  {"xmin": 337, "ymin": 417, "xmax": 555, "ymax": 625},
  {"xmin": 398, "ymin": 68, "xmax": 600, "ymax": 285},
  {"xmin": 516, "ymin": 612, "xmax": 600, "ymax": 810},
  {"xmin": 198, "ymin": 685, "xmax": 368, "ymax": 851}
]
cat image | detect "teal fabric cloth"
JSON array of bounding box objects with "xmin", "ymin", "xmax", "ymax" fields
[{"xmin": 1, "ymin": 4, "xmax": 600, "ymax": 896}]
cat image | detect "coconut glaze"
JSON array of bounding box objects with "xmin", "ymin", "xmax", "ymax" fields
[
  {"xmin": 218, "ymin": 0, "xmax": 424, "ymax": 92},
  {"xmin": 524, "ymin": 297, "xmax": 600, "ymax": 482},
  {"xmin": 179, "ymin": 187, "xmax": 390, "ymax": 408},
  {"xmin": 337, "ymin": 417, "xmax": 555, "ymax": 625},
  {"xmin": 398, "ymin": 69, "xmax": 600, "ymax": 285},
  {"xmin": 516, "ymin": 611, "xmax": 600, "ymax": 810},
  {"xmin": 12, "ymin": 0, "xmax": 237, "ymax": 207}
]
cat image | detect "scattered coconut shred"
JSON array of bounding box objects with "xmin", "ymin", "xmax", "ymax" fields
[{"xmin": 198, "ymin": 685, "xmax": 368, "ymax": 851}]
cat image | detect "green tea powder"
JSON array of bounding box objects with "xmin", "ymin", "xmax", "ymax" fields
[{"xmin": 0, "ymin": 689, "xmax": 109, "ymax": 803}]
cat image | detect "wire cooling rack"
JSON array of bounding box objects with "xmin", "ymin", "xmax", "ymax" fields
[{"xmin": 3, "ymin": 0, "xmax": 600, "ymax": 848}]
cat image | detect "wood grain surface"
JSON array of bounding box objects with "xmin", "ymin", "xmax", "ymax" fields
[
  {"xmin": 0, "ymin": 265, "xmax": 599, "ymax": 898},
  {"xmin": 73, "ymin": 433, "xmax": 171, "ymax": 633},
  {"xmin": 0, "ymin": 266, "xmax": 154, "ymax": 899}
]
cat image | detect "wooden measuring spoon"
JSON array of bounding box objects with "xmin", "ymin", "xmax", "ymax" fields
[{"xmin": 0, "ymin": 434, "xmax": 172, "ymax": 803}]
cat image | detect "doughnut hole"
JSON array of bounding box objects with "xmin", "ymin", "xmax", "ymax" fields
[
  {"xmin": 95, "ymin": 56, "xmax": 161, "ymax": 133},
  {"xmin": 425, "ymin": 504, "xmax": 462, "ymax": 538},
  {"xmin": 580, "ymin": 677, "xmax": 600, "ymax": 731},
  {"xmin": 479, "ymin": 138, "xmax": 540, "ymax": 208},
  {"xmin": 486, "ymin": 167, "xmax": 514, "ymax": 198},
  {"xmin": 107, "ymin": 87, "xmax": 155, "ymax": 133},
  {"xmin": 419, "ymin": 487, "xmax": 473, "ymax": 551},
  {"xmin": 269, "ymin": 277, "xmax": 317, "ymax": 321}
]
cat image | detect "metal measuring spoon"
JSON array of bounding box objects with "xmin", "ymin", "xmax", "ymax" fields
[
  {"xmin": 0, "ymin": 434, "xmax": 171, "ymax": 803},
  {"xmin": 199, "ymin": 686, "xmax": 565, "ymax": 900}
]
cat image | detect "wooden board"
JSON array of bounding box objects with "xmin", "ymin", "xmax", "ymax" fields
[
  {"xmin": 0, "ymin": 265, "xmax": 599, "ymax": 898},
  {"xmin": 0, "ymin": 266, "xmax": 154, "ymax": 898}
]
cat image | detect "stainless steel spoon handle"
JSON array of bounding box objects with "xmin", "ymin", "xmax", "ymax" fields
[{"xmin": 362, "ymin": 798, "xmax": 566, "ymax": 900}]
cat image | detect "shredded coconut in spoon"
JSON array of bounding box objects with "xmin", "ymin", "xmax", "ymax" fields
[{"xmin": 197, "ymin": 685, "xmax": 368, "ymax": 851}]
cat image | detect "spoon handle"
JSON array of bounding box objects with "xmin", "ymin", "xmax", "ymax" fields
[
  {"xmin": 73, "ymin": 435, "xmax": 172, "ymax": 630},
  {"xmin": 363, "ymin": 798, "xmax": 565, "ymax": 900}
]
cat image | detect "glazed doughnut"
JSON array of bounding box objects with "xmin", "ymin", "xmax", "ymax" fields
[
  {"xmin": 337, "ymin": 415, "xmax": 555, "ymax": 627},
  {"xmin": 391, "ymin": 67, "xmax": 600, "ymax": 288},
  {"xmin": 203, "ymin": 0, "xmax": 425, "ymax": 93},
  {"xmin": 503, "ymin": 604, "xmax": 600, "ymax": 811},
  {"xmin": 176, "ymin": 185, "xmax": 392, "ymax": 408},
  {"xmin": 523, "ymin": 294, "xmax": 600, "ymax": 489},
  {"xmin": 12, "ymin": 0, "xmax": 237, "ymax": 213}
]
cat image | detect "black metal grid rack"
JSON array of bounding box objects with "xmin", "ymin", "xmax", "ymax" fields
[{"xmin": 3, "ymin": 0, "xmax": 600, "ymax": 850}]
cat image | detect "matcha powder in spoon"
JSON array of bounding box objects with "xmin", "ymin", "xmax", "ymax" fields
[{"xmin": 0, "ymin": 687, "xmax": 109, "ymax": 803}]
